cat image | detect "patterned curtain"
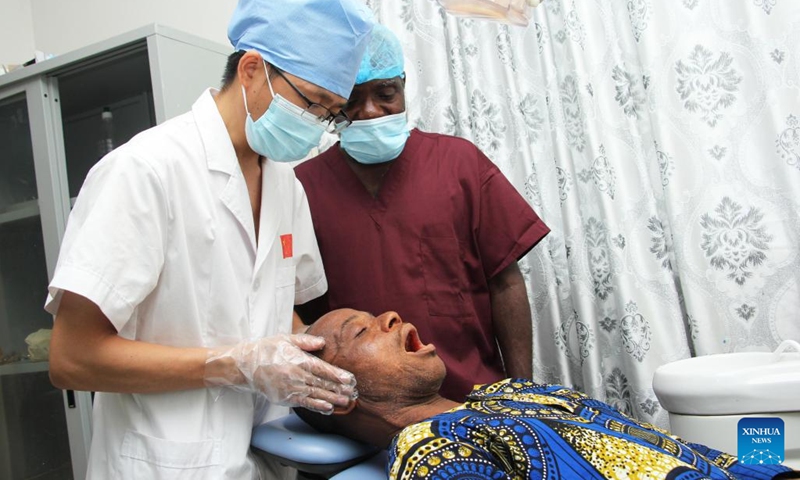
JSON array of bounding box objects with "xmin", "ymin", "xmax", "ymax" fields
[{"xmin": 361, "ymin": 0, "xmax": 800, "ymax": 428}]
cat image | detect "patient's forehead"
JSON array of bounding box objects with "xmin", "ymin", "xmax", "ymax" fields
[
  {"xmin": 307, "ymin": 308, "xmax": 364, "ymax": 360},
  {"xmin": 308, "ymin": 308, "xmax": 360, "ymax": 336}
]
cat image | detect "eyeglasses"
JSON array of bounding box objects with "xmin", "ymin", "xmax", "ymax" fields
[{"xmin": 272, "ymin": 68, "xmax": 352, "ymax": 133}]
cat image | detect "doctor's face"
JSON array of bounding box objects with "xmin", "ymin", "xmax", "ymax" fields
[
  {"xmin": 342, "ymin": 76, "xmax": 406, "ymax": 121},
  {"xmin": 307, "ymin": 309, "xmax": 445, "ymax": 402}
]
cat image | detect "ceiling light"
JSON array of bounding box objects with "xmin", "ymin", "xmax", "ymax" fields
[{"xmin": 436, "ymin": 0, "xmax": 542, "ymax": 26}]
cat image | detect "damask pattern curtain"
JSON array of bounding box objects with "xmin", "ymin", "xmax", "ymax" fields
[{"xmin": 361, "ymin": 0, "xmax": 800, "ymax": 428}]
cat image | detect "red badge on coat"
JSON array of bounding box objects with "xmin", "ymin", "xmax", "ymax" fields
[{"xmin": 280, "ymin": 234, "xmax": 293, "ymax": 259}]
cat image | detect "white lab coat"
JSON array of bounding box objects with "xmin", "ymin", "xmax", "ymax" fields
[{"xmin": 45, "ymin": 89, "xmax": 326, "ymax": 479}]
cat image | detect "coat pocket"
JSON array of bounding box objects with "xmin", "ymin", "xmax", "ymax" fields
[{"xmin": 121, "ymin": 430, "xmax": 221, "ymax": 479}]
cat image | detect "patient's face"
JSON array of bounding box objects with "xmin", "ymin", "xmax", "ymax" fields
[{"xmin": 307, "ymin": 309, "xmax": 446, "ymax": 402}]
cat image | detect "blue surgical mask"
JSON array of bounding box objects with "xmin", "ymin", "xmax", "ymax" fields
[
  {"xmin": 340, "ymin": 112, "xmax": 410, "ymax": 164},
  {"xmin": 242, "ymin": 62, "xmax": 326, "ymax": 162}
]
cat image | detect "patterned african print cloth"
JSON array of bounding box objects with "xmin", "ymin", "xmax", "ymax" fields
[{"xmin": 388, "ymin": 379, "xmax": 791, "ymax": 480}]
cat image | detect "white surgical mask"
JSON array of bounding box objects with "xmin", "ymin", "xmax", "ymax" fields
[
  {"xmin": 242, "ymin": 62, "xmax": 326, "ymax": 162},
  {"xmin": 340, "ymin": 112, "xmax": 410, "ymax": 164}
]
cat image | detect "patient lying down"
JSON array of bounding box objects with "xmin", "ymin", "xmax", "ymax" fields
[{"xmin": 296, "ymin": 309, "xmax": 794, "ymax": 480}]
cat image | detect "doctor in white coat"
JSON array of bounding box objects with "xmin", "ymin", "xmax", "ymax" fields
[{"xmin": 44, "ymin": 0, "xmax": 373, "ymax": 478}]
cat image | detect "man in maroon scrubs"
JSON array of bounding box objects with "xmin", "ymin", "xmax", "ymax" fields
[{"xmin": 294, "ymin": 24, "xmax": 549, "ymax": 401}]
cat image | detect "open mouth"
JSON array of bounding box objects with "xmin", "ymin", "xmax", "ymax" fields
[{"xmin": 403, "ymin": 326, "xmax": 435, "ymax": 355}]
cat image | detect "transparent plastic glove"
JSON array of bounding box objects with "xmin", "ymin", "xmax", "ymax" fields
[{"xmin": 204, "ymin": 334, "xmax": 357, "ymax": 415}]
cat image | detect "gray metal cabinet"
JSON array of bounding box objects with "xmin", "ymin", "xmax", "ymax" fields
[{"xmin": 0, "ymin": 24, "xmax": 230, "ymax": 479}]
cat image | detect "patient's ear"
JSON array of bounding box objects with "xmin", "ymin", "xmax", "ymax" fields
[{"xmin": 331, "ymin": 398, "xmax": 357, "ymax": 415}]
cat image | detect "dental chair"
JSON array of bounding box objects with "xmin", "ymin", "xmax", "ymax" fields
[{"xmin": 251, "ymin": 411, "xmax": 388, "ymax": 479}]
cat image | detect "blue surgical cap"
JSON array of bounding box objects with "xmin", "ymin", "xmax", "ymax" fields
[
  {"xmin": 355, "ymin": 24, "xmax": 405, "ymax": 84},
  {"xmin": 228, "ymin": 0, "xmax": 374, "ymax": 99}
]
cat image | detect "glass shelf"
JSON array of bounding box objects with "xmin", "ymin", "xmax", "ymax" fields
[
  {"xmin": 0, "ymin": 360, "xmax": 50, "ymax": 377},
  {"xmin": 0, "ymin": 199, "xmax": 40, "ymax": 225}
]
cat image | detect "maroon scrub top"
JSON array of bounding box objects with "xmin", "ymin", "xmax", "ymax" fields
[{"xmin": 295, "ymin": 130, "xmax": 549, "ymax": 400}]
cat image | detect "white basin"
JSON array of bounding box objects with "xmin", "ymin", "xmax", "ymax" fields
[{"xmin": 653, "ymin": 341, "xmax": 800, "ymax": 416}]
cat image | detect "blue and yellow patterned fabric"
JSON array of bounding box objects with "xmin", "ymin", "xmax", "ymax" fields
[{"xmin": 388, "ymin": 379, "xmax": 791, "ymax": 479}]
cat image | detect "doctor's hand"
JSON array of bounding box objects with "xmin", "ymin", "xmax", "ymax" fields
[{"xmin": 204, "ymin": 334, "xmax": 357, "ymax": 415}]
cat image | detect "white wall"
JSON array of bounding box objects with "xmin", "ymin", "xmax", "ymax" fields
[
  {"xmin": 29, "ymin": 0, "xmax": 237, "ymax": 57},
  {"xmin": 0, "ymin": 0, "xmax": 36, "ymax": 65}
]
